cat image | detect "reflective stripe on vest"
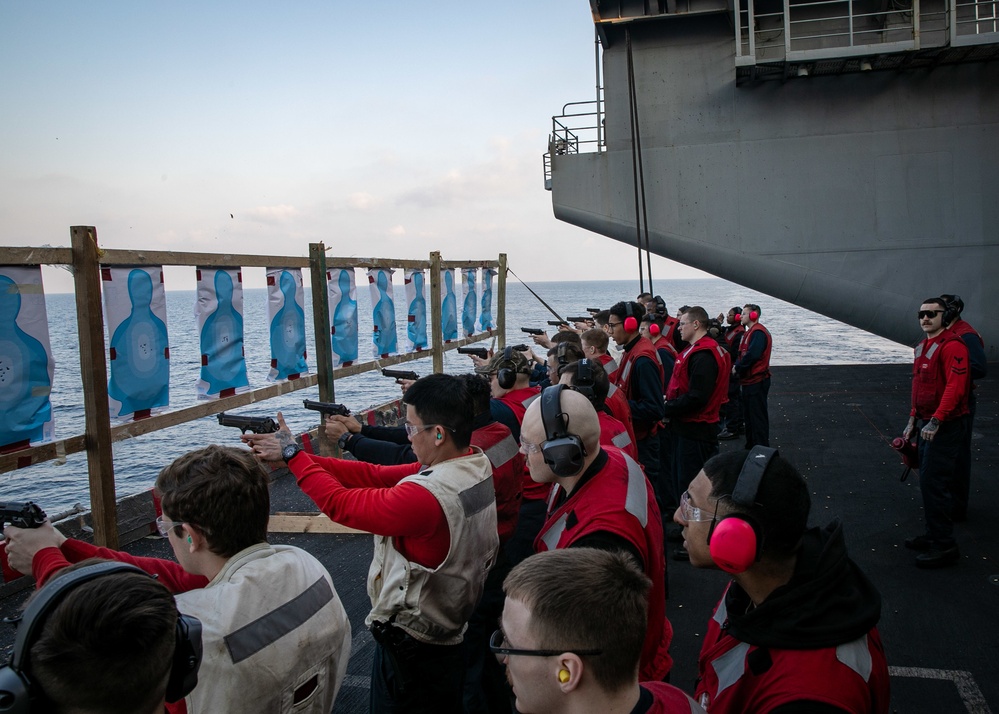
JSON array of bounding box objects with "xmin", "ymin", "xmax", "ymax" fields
[
  {"xmin": 836, "ymin": 635, "xmax": 873, "ymax": 681},
  {"xmin": 484, "ymin": 434, "xmax": 518, "ymax": 468},
  {"xmin": 224, "ymin": 577, "xmax": 334, "ymax": 664},
  {"xmin": 612, "ymin": 430, "xmax": 632, "ymax": 450},
  {"xmin": 624, "ymin": 455, "xmax": 649, "ymax": 527},
  {"xmin": 712, "ymin": 641, "xmax": 751, "ymax": 695},
  {"xmin": 540, "ymin": 512, "xmax": 569, "ymax": 551}
]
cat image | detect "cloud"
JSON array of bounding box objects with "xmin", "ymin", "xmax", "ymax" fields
[
  {"xmin": 246, "ymin": 204, "xmax": 298, "ymax": 224},
  {"xmin": 394, "ymin": 145, "xmax": 535, "ymax": 209},
  {"xmin": 388, "ymin": 225, "xmax": 406, "ymax": 236},
  {"xmin": 346, "ymin": 192, "xmax": 378, "ymax": 210}
]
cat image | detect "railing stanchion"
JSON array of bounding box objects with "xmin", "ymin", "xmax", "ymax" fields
[
  {"xmin": 430, "ymin": 251, "xmax": 444, "ymax": 374},
  {"xmin": 71, "ymin": 226, "xmax": 118, "ymax": 549}
]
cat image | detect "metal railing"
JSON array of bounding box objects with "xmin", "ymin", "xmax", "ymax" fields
[
  {"xmin": 735, "ymin": 0, "xmax": 998, "ymax": 64},
  {"xmin": 543, "ymin": 99, "xmax": 605, "ymax": 190}
]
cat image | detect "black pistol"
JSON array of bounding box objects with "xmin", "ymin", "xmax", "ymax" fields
[
  {"xmin": 458, "ymin": 347, "xmax": 489, "ymax": 359},
  {"xmin": 381, "ymin": 368, "xmax": 419, "ymax": 383},
  {"xmin": 303, "ymin": 400, "xmax": 351, "ymax": 418},
  {"xmin": 586, "ymin": 308, "xmax": 601, "ymax": 314},
  {"xmin": 0, "ymin": 501, "xmax": 47, "ymax": 529},
  {"xmin": 217, "ymin": 412, "xmax": 279, "ymax": 434},
  {"xmin": 520, "ymin": 327, "xmax": 544, "ymax": 335},
  {"xmin": 566, "ymin": 317, "xmax": 593, "ymax": 323},
  {"xmin": 547, "ymin": 320, "xmax": 569, "ymax": 327}
]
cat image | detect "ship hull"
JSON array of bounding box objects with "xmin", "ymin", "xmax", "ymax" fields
[{"xmin": 551, "ymin": 14, "xmax": 999, "ymax": 355}]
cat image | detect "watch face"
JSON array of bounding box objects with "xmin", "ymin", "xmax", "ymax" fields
[{"xmin": 282, "ymin": 444, "xmax": 300, "ymax": 460}]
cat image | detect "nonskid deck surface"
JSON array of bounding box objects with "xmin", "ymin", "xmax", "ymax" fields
[{"xmin": 2, "ymin": 363, "xmax": 997, "ymax": 713}]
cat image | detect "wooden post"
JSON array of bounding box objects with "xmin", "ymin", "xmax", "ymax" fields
[
  {"xmin": 430, "ymin": 252, "xmax": 443, "ymax": 374},
  {"xmin": 308, "ymin": 243, "xmax": 336, "ymax": 455},
  {"xmin": 71, "ymin": 226, "xmax": 118, "ymax": 549},
  {"xmin": 309, "ymin": 243, "xmax": 334, "ymax": 403},
  {"xmin": 497, "ymin": 253, "xmax": 508, "ymax": 350}
]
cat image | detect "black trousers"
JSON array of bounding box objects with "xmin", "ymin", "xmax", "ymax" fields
[
  {"xmin": 916, "ymin": 416, "xmax": 969, "ymax": 546},
  {"xmin": 742, "ymin": 378, "xmax": 771, "ymax": 448}
]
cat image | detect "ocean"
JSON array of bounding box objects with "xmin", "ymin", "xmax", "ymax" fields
[{"xmin": 1, "ymin": 278, "xmax": 912, "ymax": 513}]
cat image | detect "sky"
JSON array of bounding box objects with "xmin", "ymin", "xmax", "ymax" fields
[{"xmin": 0, "ymin": 1, "xmax": 710, "ymax": 292}]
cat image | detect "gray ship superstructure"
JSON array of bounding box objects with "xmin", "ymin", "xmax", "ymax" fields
[{"xmin": 547, "ymin": 0, "xmax": 999, "ymax": 355}]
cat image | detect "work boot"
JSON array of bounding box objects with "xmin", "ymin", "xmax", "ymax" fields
[
  {"xmin": 718, "ymin": 430, "xmax": 738, "ymax": 440},
  {"xmin": 904, "ymin": 535, "xmax": 933, "ymax": 552},
  {"xmin": 915, "ymin": 545, "xmax": 960, "ymax": 569}
]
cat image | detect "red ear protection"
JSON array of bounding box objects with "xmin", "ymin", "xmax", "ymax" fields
[
  {"xmin": 649, "ymin": 323, "xmax": 661, "ymax": 336},
  {"xmin": 735, "ymin": 313, "xmax": 742, "ymax": 321},
  {"xmin": 750, "ymin": 310, "xmax": 759, "ymax": 321},
  {"xmin": 707, "ymin": 446, "xmax": 778, "ymax": 574},
  {"xmin": 623, "ymin": 302, "xmax": 639, "ymax": 333}
]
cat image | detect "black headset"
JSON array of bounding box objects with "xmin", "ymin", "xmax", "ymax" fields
[
  {"xmin": 573, "ymin": 359, "xmax": 596, "ymax": 399},
  {"xmin": 539, "ymin": 385, "xmax": 587, "ymax": 477},
  {"xmin": 496, "ymin": 346, "xmax": 518, "ymax": 390},
  {"xmin": 707, "ymin": 446, "xmax": 778, "ymax": 574},
  {"xmin": 0, "ymin": 561, "xmax": 203, "ymax": 713},
  {"xmin": 942, "ymin": 294, "xmax": 964, "ymax": 326}
]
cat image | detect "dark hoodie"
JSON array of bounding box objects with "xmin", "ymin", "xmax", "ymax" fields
[{"xmin": 723, "ymin": 519, "xmax": 882, "ymax": 650}]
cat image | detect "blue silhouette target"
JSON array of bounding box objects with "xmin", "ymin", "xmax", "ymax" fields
[
  {"xmin": 197, "ymin": 269, "xmax": 249, "ymax": 398},
  {"xmin": 0, "ymin": 272, "xmax": 53, "ymax": 448},
  {"xmin": 268, "ymin": 269, "xmax": 308, "ymax": 381},
  {"xmin": 106, "ymin": 268, "xmax": 170, "ymax": 418},
  {"xmin": 330, "ymin": 269, "xmax": 358, "ymax": 366},
  {"xmin": 441, "ymin": 269, "xmax": 458, "ymax": 341},
  {"xmin": 462, "ymin": 269, "xmax": 477, "ymax": 337},
  {"xmin": 406, "ymin": 269, "xmax": 428, "ymax": 351}
]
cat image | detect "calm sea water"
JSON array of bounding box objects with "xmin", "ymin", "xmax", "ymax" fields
[{"xmin": 1, "ymin": 278, "xmax": 912, "ymax": 513}]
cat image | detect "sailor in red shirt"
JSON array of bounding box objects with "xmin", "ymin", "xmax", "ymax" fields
[
  {"xmin": 521, "ymin": 386, "xmax": 673, "ymax": 682},
  {"xmin": 901, "ymin": 297, "xmax": 971, "ymax": 568},
  {"xmin": 494, "ymin": 547, "xmax": 701, "ymax": 714},
  {"xmin": 249, "ymin": 374, "xmax": 499, "ymax": 714},
  {"xmin": 734, "ymin": 304, "xmax": 772, "ymax": 449},
  {"xmin": 676, "ymin": 449, "xmax": 889, "ymax": 714},
  {"xmin": 717, "ymin": 307, "xmax": 745, "ymax": 440},
  {"xmin": 664, "ymin": 307, "xmax": 730, "ymax": 560},
  {"xmin": 939, "ymin": 293, "xmax": 987, "ymax": 523},
  {"xmin": 478, "ymin": 347, "xmax": 545, "ymax": 566},
  {"xmin": 581, "ymin": 327, "xmax": 619, "ymax": 380},
  {"xmin": 558, "ymin": 358, "xmax": 639, "ymax": 461}
]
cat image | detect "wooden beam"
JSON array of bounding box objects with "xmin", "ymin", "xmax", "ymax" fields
[
  {"xmin": 0, "ymin": 247, "xmax": 73, "ymax": 265},
  {"xmin": 439, "ymin": 259, "xmax": 500, "ymax": 269},
  {"xmin": 267, "ymin": 512, "xmax": 367, "ymax": 535},
  {"xmin": 326, "ymin": 257, "xmax": 430, "ymax": 270},
  {"xmin": 71, "ymin": 226, "xmax": 118, "ymax": 549},
  {"xmin": 98, "ymin": 248, "xmax": 310, "ymax": 269}
]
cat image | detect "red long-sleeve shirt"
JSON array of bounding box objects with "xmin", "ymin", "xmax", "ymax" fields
[{"xmin": 288, "ymin": 450, "xmax": 451, "ymax": 568}]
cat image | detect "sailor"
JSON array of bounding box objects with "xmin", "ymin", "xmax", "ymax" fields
[
  {"xmin": 717, "ymin": 307, "xmax": 746, "ymax": 441},
  {"xmin": 477, "ymin": 348, "xmax": 546, "ymax": 566},
  {"xmin": 4, "ymin": 445, "xmax": 352, "ymax": 714},
  {"xmin": 558, "ymin": 357, "xmax": 639, "ymax": 461},
  {"xmin": 494, "ymin": 548, "xmax": 701, "ymax": 714},
  {"xmin": 256, "ymin": 374, "xmax": 498, "ymax": 714},
  {"xmin": 902, "ymin": 297, "xmax": 971, "ymax": 568},
  {"xmin": 607, "ymin": 300, "xmax": 667, "ymax": 512},
  {"xmin": 581, "ymin": 327, "xmax": 618, "ymax": 378},
  {"xmin": 939, "ymin": 293, "xmax": 987, "ymax": 522},
  {"xmin": 522, "ymin": 387, "xmax": 673, "ymax": 682},
  {"xmin": 662, "ymin": 306, "xmax": 730, "ymax": 560},
  {"xmin": 734, "ymin": 303, "xmax": 772, "ymax": 449},
  {"xmin": 677, "ymin": 449, "xmax": 890, "ymax": 713}
]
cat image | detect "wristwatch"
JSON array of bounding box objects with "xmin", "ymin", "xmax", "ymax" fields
[
  {"xmin": 337, "ymin": 432, "xmax": 352, "ymax": 451},
  {"xmin": 282, "ymin": 442, "xmax": 303, "ymax": 462}
]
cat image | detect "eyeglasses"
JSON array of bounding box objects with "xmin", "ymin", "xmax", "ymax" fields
[
  {"xmin": 155, "ymin": 516, "xmax": 184, "ymax": 537},
  {"xmin": 404, "ymin": 423, "xmax": 456, "ymax": 438},
  {"xmin": 606, "ymin": 321, "xmax": 623, "ymax": 329},
  {"xmin": 918, "ymin": 310, "xmax": 943, "ymax": 320},
  {"xmin": 519, "ymin": 439, "xmax": 543, "ymax": 455},
  {"xmin": 678, "ymin": 491, "xmax": 716, "ymax": 523},
  {"xmin": 489, "ymin": 630, "xmax": 602, "ymax": 659}
]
